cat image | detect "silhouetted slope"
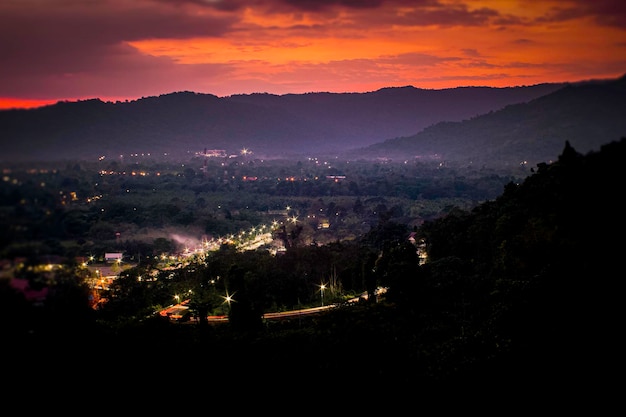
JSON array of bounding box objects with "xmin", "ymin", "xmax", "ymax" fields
[
  {"xmin": 0, "ymin": 83, "xmax": 564, "ymax": 163},
  {"xmin": 413, "ymin": 138, "xmax": 625, "ymax": 388},
  {"xmin": 225, "ymin": 83, "xmax": 563, "ymax": 150},
  {"xmin": 356, "ymin": 74, "xmax": 626, "ymax": 167}
]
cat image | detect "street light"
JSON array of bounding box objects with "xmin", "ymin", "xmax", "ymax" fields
[
  {"xmin": 319, "ymin": 283, "xmax": 326, "ymax": 306},
  {"xmin": 221, "ymin": 290, "xmax": 236, "ymax": 315}
]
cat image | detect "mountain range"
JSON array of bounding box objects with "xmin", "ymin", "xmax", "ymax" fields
[
  {"xmin": 0, "ymin": 74, "xmax": 624, "ymax": 167},
  {"xmin": 354, "ymin": 74, "xmax": 626, "ymax": 168}
]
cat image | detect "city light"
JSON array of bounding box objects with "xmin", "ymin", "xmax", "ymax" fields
[{"xmin": 222, "ymin": 290, "xmax": 236, "ymax": 307}]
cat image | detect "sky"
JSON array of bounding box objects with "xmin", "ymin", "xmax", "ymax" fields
[{"xmin": 0, "ymin": 0, "xmax": 624, "ymax": 110}]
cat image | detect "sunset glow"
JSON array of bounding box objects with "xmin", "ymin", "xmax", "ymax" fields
[{"xmin": 0, "ymin": 0, "xmax": 624, "ymax": 109}]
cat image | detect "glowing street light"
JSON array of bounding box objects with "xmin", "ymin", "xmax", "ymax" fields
[
  {"xmin": 319, "ymin": 283, "xmax": 327, "ymax": 306},
  {"xmin": 221, "ymin": 290, "xmax": 236, "ymax": 314}
]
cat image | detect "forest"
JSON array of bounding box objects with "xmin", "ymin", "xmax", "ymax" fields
[{"xmin": 1, "ymin": 138, "xmax": 623, "ymax": 397}]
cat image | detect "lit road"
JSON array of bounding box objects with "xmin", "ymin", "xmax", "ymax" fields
[
  {"xmin": 261, "ymin": 305, "xmax": 334, "ymax": 320},
  {"xmin": 160, "ymin": 287, "xmax": 387, "ymax": 323}
]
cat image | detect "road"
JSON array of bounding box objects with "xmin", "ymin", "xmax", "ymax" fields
[{"xmin": 160, "ymin": 287, "xmax": 387, "ymax": 323}]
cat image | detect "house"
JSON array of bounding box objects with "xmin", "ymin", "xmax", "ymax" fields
[{"xmin": 105, "ymin": 252, "xmax": 124, "ymax": 263}]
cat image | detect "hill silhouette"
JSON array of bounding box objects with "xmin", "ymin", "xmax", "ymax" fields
[
  {"xmin": 353, "ymin": 74, "xmax": 626, "ymax": 168},
  {"xmin": 0, "ymin": 83, "xmax": 564, "ymax": 163}
]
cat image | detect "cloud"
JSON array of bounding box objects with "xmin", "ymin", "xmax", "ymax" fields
[
  {"xmin": 0, "ymin": 0, "xmax": 624, "ymax": 104},
  {"xmin": 0, "ymin": 0, "xmax": 241, "ymax": 98},
  {"xmin": 535, "ymin": 0, "xmax": 626, "ymax": 29}
]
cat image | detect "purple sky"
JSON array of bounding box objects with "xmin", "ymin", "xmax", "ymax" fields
[{"xmin": 1, "ymin": 0, "xmax": 624, "ymax": 109}]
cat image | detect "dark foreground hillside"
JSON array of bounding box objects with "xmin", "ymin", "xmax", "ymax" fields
[{"xmin": 4, "ymin": 138, "xmax": 625, "ymax": 404}]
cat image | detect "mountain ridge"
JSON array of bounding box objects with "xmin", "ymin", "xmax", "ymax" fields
[
  {"xmin": 349, "ymin": 74, "xmax": 626, "ymax": 167},
  {"xmin": 0, "ymin": 82, "xmax": 567, "ymax": 163}
]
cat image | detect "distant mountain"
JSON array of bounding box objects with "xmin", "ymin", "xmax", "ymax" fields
[
  {"xmin": 349, "ymin": 74, "xmax": 626, "ymax": 168},
  {"xmin": 0, "ymin": 83, "xmax": 565, "ymax": 163}
]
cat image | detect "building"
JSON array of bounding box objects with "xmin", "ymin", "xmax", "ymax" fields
[{"xmin": 105, "ymin": 252, "xmax": 124, "ymax": 263}]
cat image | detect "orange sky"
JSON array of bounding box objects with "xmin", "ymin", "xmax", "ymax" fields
[{"xmin": 0, "ymin": 0, "xmax": 624, "ymax": 110}]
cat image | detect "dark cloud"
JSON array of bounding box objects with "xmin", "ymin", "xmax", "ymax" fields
[
  {"xmin": 0, "ymin": 1, "xmax": 239, "ymax": 42},
  {"xmin": 537, "ymin": 0, "xmax": 626, "ymax": 29},
  {"xmin": 0, "ymin": 0, "xmax": 239, "ymax": 95},
  {"xmin": 153, "ymin": 0, "xmax": 390, "ymax": 14},
  {"xmin": 281, "ymin": 0, "xmax": 385, "ymax": 11},
  {"xmin": 204, "ymin": 0, "xmax": 466, "ymax": 25},
  {"xmin": 461, "ymin": 49, "xmax": 481, "ymax": 57},
  {"xmin": 389, "ymin": 5, "xmax": 499, "ymax": 27},
  {"xmin": 151, "ymin": 0, "xmax": 245, "ymax": 12}
]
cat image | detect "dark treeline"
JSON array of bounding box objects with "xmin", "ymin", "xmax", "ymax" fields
[{"xmin": 2, "ymin": 138, "xmax": 624, "ymax": 400}]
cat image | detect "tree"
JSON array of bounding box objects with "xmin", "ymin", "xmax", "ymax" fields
[
  {"xmin": 226, "ymin": 264, "xmax": 263, "ymax": 331},
  {"xmin": 374, "ymin": 240, "xmax": 420, "ymax": 304}
]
